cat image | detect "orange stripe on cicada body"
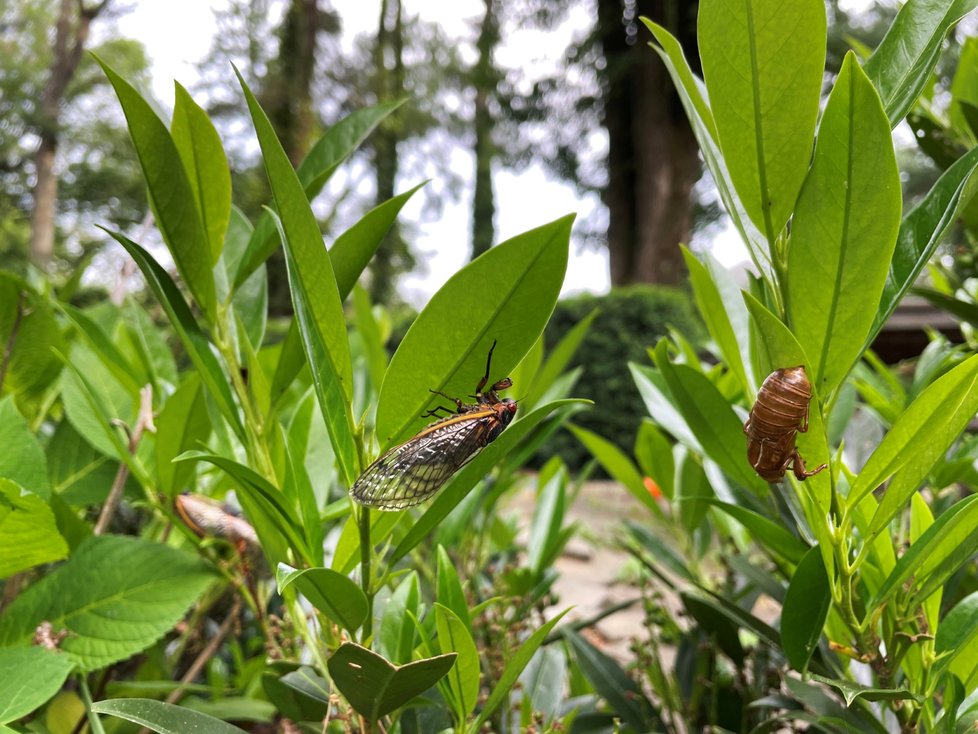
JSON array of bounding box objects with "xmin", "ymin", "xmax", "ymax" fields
[
  {"xmin": 350, "ymin": 340, "xmax": 518, "ymax": 510},
  {"xmin": 744, "ymin": 366, "xmax": 827, "ymax": 483}
]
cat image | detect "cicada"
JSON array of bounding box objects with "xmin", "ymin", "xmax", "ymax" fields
[
  {"xmin": 174, "ymin": 493, "xmax": 259, "ymax": 551},
  {"xmin": 744, "ymin": 366, "xmax": 827, "ymax": 483},
  {"xmin": 350, "ymin": 341, "xmax": 518, "ymax": 510}
]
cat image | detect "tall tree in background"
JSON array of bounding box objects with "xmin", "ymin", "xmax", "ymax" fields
[
  {"xmin": 30, "ymin": 0, "xmax": 110, "ymax": 270},
  {"xmin": 470, "ymin": 0, "xmax": 501, "ymax": 261}
]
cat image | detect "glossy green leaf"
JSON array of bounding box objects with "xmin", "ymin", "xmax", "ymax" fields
[
  {"xmin": 851, "ymin": 354, "xmax": 978, "ymax": 509},
  {"xmin": 176, "ymin": 451, "xmax": 309, "ymax": 567},
  {"xmin": 234, "ymin": 101, "xmax": 404, "ymax": 289},
  {"xmin": 96, "ymin": 58, "xmax": 215, "ymax": 317},
  {"xmin": 0, "ymin": 647, "xmax": 75, "ymax": 724},
  {"xmin": 644, "ymin": 20, "xmax": 770, "ymax": 275},
  {"xmin": 864, "ymin": 0, "xmax": 978, "ymax": 126},
  {"xmin": 707, "ymin": 499, "xmax": 807, "ymax": 564},
  {"xmin": 682, "ymin": 592, "xmax": 745, "ymax": 666},
  {"xmin": 171, "ymin": 82, "xmax": 230, "ymax": 264},
  {"xmin": 379, "ymin": 572, "xmax": 421, "ymax": 665},
  {"xmin": 0, "ymin": 397, "xmax": 49, "ymax": 498},
  {"xmin": 376, "ymin": 215, "xmax": 572, "ymax": 448},
  {"xmin": 60, "ymin": 305, "xmax": 141, "ymax": 398},
  {"xmin": 0, "ymin": 275, "xmax": 64, "ymax": 400},
  {"xmin": 872, "ymin": 147, "xmax": 978, "ymax": 341},
  {"xmin": 103, "ymin": 230, "xmax": 245, "ymax": 441},
  {"xmin": 699, "ymin": 0, "xmax": 825, "ymax": 241},
  {"xmin": 527, "ymin": 464, "xmax": 569, "ymax": 575},
  {"xmin": 332, "ymin": 182, "xmax": 426, "ymax": 302},
  {"xmin": 809, "ymin": 674, "xmax": 920, "ymax": 707},
  {"xmin": 434, "ymin": 604, "xmax": 479, "ymax": 721},
  {"xmin": 121, "ymin": 299, "xmax": 179, "ymax": 390},
  {"xmin": 683, "ymin": 246, "xmax": 753, "ymax": 397},
  {"xmin": 782, "ymin": 545, "xmax": 830, "ymax": 672},
  {"xmin": 352, "ymin": 284, "xmax": 387, "ymax": 392},
  {"xmin": 0, "ymin": 535, "xmax": 215, "ymax": 672},
  {"xmin": 222, "ymin": 208, "xmax": 267, "ymax": 350},
  {"xmin": 92, "ymin": 699, "xmax": 247, "ymax": 734},
  {"xmin": 568, "ymin": 423, "xmax": 659, "ymax": 514},
  {"xmin": 935, "ymin": 591, "xmax": 978, "ymax": 683},
  {"xmin": 658, "ymin": 362, "xmax": 768, "ymax": 496},
  {"xmin": 524, "ymin": 307, "xmax": 597, "ymax": 409},
  {"xmin": 787, "ymin": 53, "xmax": 901, "ymax": 394},
  {"xmin": 262, "ymin": 664, "xmax": 330, "ymax": 723},
  {"xmin": 435, "ymin": 547, "xmax": 471, "ymax": 630},
  {"xmin": 239, "ymin": 72, "xmax": 357, "ymax": 484},
  {"xmin": 871, "ymin": 495, "xmax": 978, "ymax": 610},
  {"xmin": 155, "ymin": 375, "xmax": 209, "ymax": 497},
  {"xmin": 564, "ymin": 628, "xmax": 663, "ymax": 732},
  {"xmin": 0, "ymin": 479, "xmax": 67, "ymax": 577},
  {"xmin": 282, "ymin": 428, "xmax": 324, "ymax": 566},
  {"xmin": 474, "ymin": 610, "xmax": 569, "ymax": 730},
  {"xmin": 630, "ymin": 362, "xmax": 701, "ymax": 451},
  {"xmin": 276, "ymin": 563, "xmax": 367, "ymax": 633},
  {"xmin": 389, "ymin": 399, "xmax": 586, "ymax": 562},
  {"xmin": 327, "ymin": 643, "xmax": 456, "ymax": 723},
  {"xmin": 270, "ymin": 319, "xmax": 306, "ymax": 407},
  {"xmin": 682, "ymin": 587, "xmax": 781, "ymax": 650},
  {"xmin": 634, "ymin": 420, "xmax": 675, "ymax": 500},
  {"xmin": 951, "ymin": 37, "xmax": 978, "ymax": 140}
]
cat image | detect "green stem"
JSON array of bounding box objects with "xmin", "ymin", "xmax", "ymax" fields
[
  {"xmin": 78, "ymin": 674, "xmax": 107, "ymax": 734},
  {"xmin": 359, "ymin": 504, "xmax": 374, "ymax": 645}
]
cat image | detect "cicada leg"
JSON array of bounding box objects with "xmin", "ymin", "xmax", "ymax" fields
[
  {"xmin": 428, "ymin": 388, "xmax": 465, "ymax": 413},
  {"xmin": 789, "ymin": 449, "xmax": 827, "ymax": 481},
  {"xmin": 475, "ymin": 339, "xmax": 499, "ymax": 395},
  {"xmin": 798, "ymin": 399, "xmax": 811, "ymax": 433}
]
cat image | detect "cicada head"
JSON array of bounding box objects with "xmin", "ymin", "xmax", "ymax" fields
[{"xmin": 497, "ymin": 398, "xmax": 517, "ymax": 427}]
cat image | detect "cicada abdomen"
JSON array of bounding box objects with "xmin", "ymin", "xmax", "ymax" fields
[
  {"xmin": 175, "ymin": 493, "xmax": 259, "ymax": 551},
  {"xmin": 744, "ymin": 366, "xmax": 827, "ymax": 483}
]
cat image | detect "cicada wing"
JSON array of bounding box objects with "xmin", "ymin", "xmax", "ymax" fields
[{"xmin": 351, "ymin": 415, "xmax": 493, "ymax": 510}]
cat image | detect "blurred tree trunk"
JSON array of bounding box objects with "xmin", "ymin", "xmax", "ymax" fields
[
  {"xmin": 470, "ymin": 0, "xmax": 500, "ymax": 262},
  {"xmin": 368, "ymin": 0, "xmax": 408, "ymax": 303},
  {"xmin": 31, "ymin": 0, "xmax": 108, "ymax": 270},
  {"xmin": 600, "ymin": 0, "xmax": 699, "ymax": 286}
]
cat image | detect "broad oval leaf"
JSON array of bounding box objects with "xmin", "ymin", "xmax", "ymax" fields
[
  {"xmin": 0, "ymin": 647, "xmax": 74, "ymax": 724},
  {"xmin": 276, "ymin": 563, "xmax": 367, "ymax": 633},
  {"xmin": 0, "ymin": 479, "xmax": 67, "ymax": 577},
  {"xmin": 781, "ymin": 545, "xmax": 830, "ymax": 672},
  {"xmin": 787, "ymin": 52, "xmax": 902, "ymax": 395},
  {"xmin": 0, "ymin": 535, "xmax": 216, "ymax": 672},
  {"xmin": 375, "ymin": 215, "xmax": 572, "ymax": 449},
  {"xmin": 699, "ymin": 0, "xmax": 825, "ymax": 241},
  {"xmin": 92, "ymin": 698, "xmax": 247, "ymax": 734},
  {"xmin": 327, "ymin": 643, "xmax": 456, "ymax": 723},
  {"xmin": 0, "ymin": 397, "xmax": 49, "ymax": 498}
]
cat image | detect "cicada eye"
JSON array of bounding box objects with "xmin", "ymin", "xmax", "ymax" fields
[{"xmin": 492, "ymin": 377, "xmax": 513, "ymax": 391}]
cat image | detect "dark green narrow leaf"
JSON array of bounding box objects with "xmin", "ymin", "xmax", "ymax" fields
[
  {"xmin": 171, "ymin": 82, "xmax": 230, "ymax": 265},
  {"xmin": 435, "ymin": 546, "xmax": 472, "ymax": 631},
  {"xmin": 782, "ymin": 545, "xmax": 830, "ymax": 672},
  {"xmin": 568, "ymin": 423, "xmax": 661, "ymax": 515},
  {"xmin": 434, "ymin": 604, "xmax": 480, "ymax": 721},
  {"xmin": 524, "ymin": 308, "xmax": 597, "ymax": 410},
  {"xmin": 95, "ymin": 58, "xmax": 215, "ymax": 318},
  {"xmin": 92, "ymin": 699, "xmax": 248, "ymax": 734},
  {"xmin": 707, "ymin": 499, "xmax": 807, "ymax": 564},
  {"xmin": 233, "ymin": 101, "xmax": 405, "ymax": 289},
  {"xmin": 155, "ymin": 375, "xmax": 210, "ymax": 497},
  {"xmin": 865, "ymin": 0, "xmax": 978, "ymax": 126},
  {"xmin": 101, "ymin": 230, "xmax": 245, "ymax": 442},
  {"xmin": 237, "ymin": 70, "xmax": 358, "ymax": 485},
  {"xmin": 376, "ymin": 216, "xmax": 572, "ymax": 449},
  {"xmin": 787, "ymin": 52, "xmax": 902, "ymax": 395}
]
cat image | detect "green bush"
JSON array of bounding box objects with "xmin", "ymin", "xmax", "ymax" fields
[{"xmin": 539, "ymin": 284, "xmax": 704, "ymax": 470}]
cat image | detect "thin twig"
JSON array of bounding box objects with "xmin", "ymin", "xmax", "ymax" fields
[
  {"xmin": 0, "ymin": 291, "xmax": 27, "ymax": 395},
  {"xmin": 93, "ymin": 385, "xmax": 155, "ymax": 535}
]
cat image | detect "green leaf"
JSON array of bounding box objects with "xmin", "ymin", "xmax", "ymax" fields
[
  {"xmin": 332, "ymin": 183, "xmax": 426, "ymax": 303},
  {"xmin": 389, "ymin": 400, "xmax": 586, "ymax": 563},
  {"xmin": 238, "ymin": 71, "xmax": 357, "ymax": 485},
  {"xmin": 155, "ymin": 375, "xmax": 210, "ymax": 497},
  {"xmin": 634, "ymin": 420, "xmax": 675, "ymax": 500},
  {"xmin": 682, "ymin": 592, "xmax": 745, "ymax": 666},
  {"xmin": 871, "ymin": 495, "xmax": 978, "ymax": 610},
  {"xmin": 864, "ymin": 0, "xmax": 978, "ymax": 126},
  {"xmin": 0, "ymin": 396, "xmax": 49, "ymax": 498},
  {"xmin": 262, "ymin": 664, "xmax": 330, "ymax": 723},
  {"xmin": 629, "ymin": 363, "xmax": 701, "ymax": 452},
  {"xmin": 706, "ymin": 499, "xmax": 807, "ymax": 564},
  {"xmin": 327, "ymin": 643, "xmax": 456, "ymax": 724},
  {"xmin": 564, "ymin": 628, "xmax": 663, "ymax": 732},
  {"xmin": 103, "ymin": 230, "xmax": 245, "ymax": 441},
  {"xmin": 473, "ymin": 610, "xmax": 569, "ymax": 731},
  {"xmin": 91, "ymin": 699, "xmax": 247, "ymax": 734},
  {"xmin": 935, "ymin": 591, "xmax": 978, "ymax": 683},
  {"xmin": 568, "ymin": 423, "xmax": 660, "ymax": 515},
  {"xmin": 95, "ymin": 58, "xmax": 215, "ymax": 318},
  {"xmin": 0, "ymin": 535, "xmax": 215, "ymax": 672},
  {"xmin": 524, "ymin": 307, "xmax": 597, "ymax": 410},
  {"xmin": 376, "ymin": 215, "xmax": 572, "ymax": 448},
  {"xmin": 682, "ymin": 246, "xmax": 753, "ymax": 397},
  {"xmin": 378, "ymin": 572, "xmax": 421, "ymax": 665},
  {"xmin": 222, "ymin": 208, "xmax": 267, "ymax": 350},
  {"xmin": 234, "ymin": 101, "xmax": 404, "ymax": 289},
  {"xmin": 352, "ymin": 285, "xmax": 387, "ymax": 392},
  {"xmin": 59, "ymin": 305, "xmax": 141, "ymax": 398},
  {"xmin": 46, "ymin": 421, "xmax": 116, "ymax": 505},
  {"xmin": 644, "ymin": 20, "xmax": 770, "ymax": 275},
  {"xmin": 276, "ymin": 563, "xmax": 367, "ymax": 633},
  {"xmin": 0, "ymin": 479, "xmax": 67, "ymax": 577},
  {"xmin": 809, "ymin": 674, "xmax": 921, "ymax": 707},
  {"xmin": 527, "ymin": 464, "xmax": 569, "ymax": 575},
  {"xmin": 951, "ymin": 38, "xmax": 978, "ymax": 141},
  {"xmin": 698, "ymin": 0, "xmax": 825, "ymax": 241},
  {"xmin": 850, "ymin": 354, "xmax": 978, "ymax": 510},
  {"xmin": 871, "ymin": 147, "xmax": 978, "ymax": 341},
  {"xmin": 176, "ymin": 451, "xmax": 311, "ymax": 567},
  {"xmin": 436, "ymin": 547, "xmax": 471, "ymax": 631},
  {"xmin": 0, "ymin": 647, "xmax": 75, "ymax": 724},
  {"xmin": 0, "ymin": 275, "xmax": 64, "ymax": 400},
  {"xmin": 658, "ymin": 361, "xmax": 769, "ymax": 495},
  {"xmin": 787, "ymin": 53, "xmax": 902, "ymax": 394},
  {"xmin": 171, "ymin": 82, "xmax": 230, "ymax": 265},
  {"xmin": 270, "ymin": 319, "xmax": 306, "ymax": 407},
  {"xmin": 434, "ymin": 604, "xmax": 480, "ymax": 721},
  {"xmin": 781, "ymin": 545, "xmax": 830, "ymax": 672}
]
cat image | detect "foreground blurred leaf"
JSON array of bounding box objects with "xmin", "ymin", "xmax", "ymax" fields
[
  {"xmin": 0, "ymin": 396, "xmax": 49, "ymax": 498},
  {"xmin": 0, "ymin": 647, "xmax": 75, "ymax": 724},
  {"xmin": 0, "ymin": 479, "xmax": 67, "ymax": 577},
  {"xmin": 92, "ymin": 699, "xmax": 247, "ymax": 734},
  {"xmin": 0, "ymin": 535, "xmax": 215, "ymax": 672}
]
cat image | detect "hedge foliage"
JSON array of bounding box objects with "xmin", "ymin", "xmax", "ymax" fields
[{"xmin": 539, "ymin": 284, "xmax": 705, "ymax": 470}]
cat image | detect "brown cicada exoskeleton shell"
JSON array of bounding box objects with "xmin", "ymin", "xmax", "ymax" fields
[{"xmin": 744, "ymin": 366, "xmax": 827, "ymax": 483}]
